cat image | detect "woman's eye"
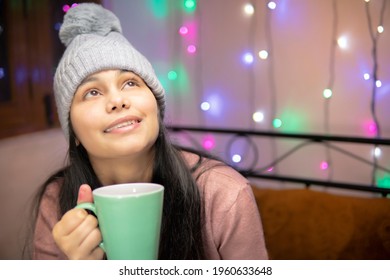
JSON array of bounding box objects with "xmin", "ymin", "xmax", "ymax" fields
[
  {"xmin": 125, "ymin": 80, "xmax": 137, "ymax": 88},
  {"xmin": 84, "ymin": 90, "xmax": 100, "ymax": 99}
]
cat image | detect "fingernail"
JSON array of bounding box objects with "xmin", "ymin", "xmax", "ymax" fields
[
  {"xmin": 77, "ymin": 209, "xmax": 87, "ymax": 218},
  {"xmin": 78, "ymin": 186, "xmax": 85, "ymax": 201}
]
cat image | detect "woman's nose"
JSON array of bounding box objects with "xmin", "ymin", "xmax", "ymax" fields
[{"xmin": 106, "ymin": 92, "xmax": 130, "ymax": 112}]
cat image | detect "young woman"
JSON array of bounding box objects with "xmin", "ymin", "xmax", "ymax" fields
[{"xmin": 31, "ymin": 3, "xmax": 268, "ymax": 260}]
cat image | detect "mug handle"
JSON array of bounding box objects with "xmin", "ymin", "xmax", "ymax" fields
[{"xmin": 75, "ymin": 203, "xmax": 106, "ymax": 252}]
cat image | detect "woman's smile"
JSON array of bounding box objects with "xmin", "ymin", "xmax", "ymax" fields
[{"xmin": 103, "ymin": 115, "xmax": 142, "ymax": 134}]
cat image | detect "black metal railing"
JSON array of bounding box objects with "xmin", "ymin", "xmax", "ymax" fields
[{"xmin": 167, "ymin": 125, "xmax": 390, "ymax": 196}]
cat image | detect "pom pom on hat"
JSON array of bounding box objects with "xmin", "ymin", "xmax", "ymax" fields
[
  {"xmin": 53, "ymin": 3, "xmax": 165, "ymax": 140},
  {"xmin": 59, "ymin": 3, "xmax": 122, "ymax": 47}
]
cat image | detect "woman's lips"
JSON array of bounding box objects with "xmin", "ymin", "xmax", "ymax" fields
[{"xmin": 104, "ymin": 117, "xmax": 142, "ymax": 133}]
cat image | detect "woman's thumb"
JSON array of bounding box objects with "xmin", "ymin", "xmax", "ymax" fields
[{"xmin": 77, "ymin": 184, "xmax": 93, "ymax": 204}]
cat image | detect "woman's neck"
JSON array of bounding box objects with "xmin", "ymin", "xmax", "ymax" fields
[{"xmin": 89, "ymin": 150, "xmax": 155, "ymax": 186}]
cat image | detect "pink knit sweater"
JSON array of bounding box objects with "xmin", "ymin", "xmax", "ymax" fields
[{"xmin": 33, "ymin": 152, "xmax": 268, "ymax": 260}]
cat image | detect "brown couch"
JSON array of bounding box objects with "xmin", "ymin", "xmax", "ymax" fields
[{"xmin": 252, "ymin": 187, "xmax": 390, "ymax": 259}]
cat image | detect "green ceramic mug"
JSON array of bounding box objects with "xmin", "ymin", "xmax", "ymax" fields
[{"xmin": 76, "ymin": 183, "xmax": 164, "ymax": 260}]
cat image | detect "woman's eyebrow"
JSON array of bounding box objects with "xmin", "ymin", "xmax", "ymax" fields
[
  {"xmin": 78, "ymin": 75, "xmax": 99, "ymax": 87},
  {"xmin": 119, "ymin": 69, "xmax": 137, "ymax": 78},
  {"xmin": 78, "ymin": 70, "xmax": 139, "ymax": 88}
]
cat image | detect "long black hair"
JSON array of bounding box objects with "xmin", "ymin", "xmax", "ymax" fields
[{"xmin": 29, "ymin": 117, "xmax": 210, "ymax": 260}]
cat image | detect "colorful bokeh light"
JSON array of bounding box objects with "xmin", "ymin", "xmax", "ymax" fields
[
  {"xmin": 202, "ymin": 135, "xmax": 215, "ymax": 151},
  {"xmin": 184, "ymin": 0, "xmax": 197, "ymax": 13},
  {"xmin": 200, "ymin": 101, "xmax": 210, "ymax": 111},
  {"xmin": 363, "ymin": 120, "xmax": 378, "ymax": 136},
  {"xmin": 242, "ymin": 52, "xmax": 254, "ymax": 65},
  {"xmin": 179, "ymin": 26, "xmax": 189, "ymax": 36},
  {"xmin": 273, "ymin": 118, "xmax": 282, "ymax": 128},
  {"xmin": 187, "ymin": 45, "xmax": 197, "ymax": 54},
  {"xmin": 232, "ymin": 154, "xmax": 242, "ymax": 163},
  {"xmin": 168, "ymin": 70, "xmax": 178, "ymax": 80},
  {"xmin": 320, "ymin": 161, "xmax": 329, "ymax": 170}
]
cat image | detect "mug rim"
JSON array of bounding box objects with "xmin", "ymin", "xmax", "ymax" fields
[{"xmin": 93, "ymin": 183, "xmax": 164, "ymax": 197}]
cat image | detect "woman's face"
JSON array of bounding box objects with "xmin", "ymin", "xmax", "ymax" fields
[{"xmin": 70, "ymin": 69, "xmax": 160, "ymax": 162}]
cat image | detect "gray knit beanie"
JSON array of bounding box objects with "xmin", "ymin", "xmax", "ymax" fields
[{"xmin": 54, "ymin": 3, "xmax": 165, "ymax": 139}]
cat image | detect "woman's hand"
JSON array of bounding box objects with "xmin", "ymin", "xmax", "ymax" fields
[{"xmin": 52, "ymin": 184, "xmax": 104, "ymax": 260}]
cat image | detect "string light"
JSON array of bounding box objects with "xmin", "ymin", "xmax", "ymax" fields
[
  {"xmin": 54, "ymin": 22, "xmax": 62, "ymax": 31},
  {"xmin": 187, "ymin": 44, "xmax": 197, "ymax": 54},
  {"xmin": 167, "ymin": 70, "xmax": 178, "ymax": 80},
  {"xmin": 232, "ymin": 154, "xmax": 242, "ymax": 163},
  {"xmin": 243, "ymin": 4, "xmax": 255, "ymax": 15},
  {"xmin": 167, "ymin": 0, "xmax": 388, "ymax": 184},
  {"xmin": 202, "ymin": 135, "xmax": 215, "ymax": 150},
  {"xmin": 323, "ymin": 88, "xmax": 333, "ymax": 99},
  {"xmin": 267, "ymin": 1, "xmax": 277, "ymax": 10},
  {"xmin": 377, "ymin": 175, "xmax": 390, "ymax": 188},
  {"xmin": 179, "ymin": 26, "xmax": 189, "ymax": 36},
  {"xmin": 63, "ymin": 3, "xmax": 78, "ymax": 12},
  {"xmin": 242, "ymin": 52, "xmax": 254, "ymax": 65},
  {"xmin": 373, "ymin": 147, "xmax": 382, "ymax": 158},
  {"xmin": 258, "ymin": 50, "xmax": 269, "ymax": 59},
  {"xmin": 337, "ymin": 36, "xmax": 348, "ymax": 49},
  {"xmin": 320, "ymin": 161, "xmax": 329, "ymax": 170},
  {"xmin": 63, "ymin": 5, "xmax": 70, "ymax": 12},
  {"xmin": 364, "ymin": 120, "xmax": 378, "ymax": 136},
  {"xmin": 252, "ymin": 111, "xmax": 264, "ymax": 123},
  {"xmin": 273, "ymin": 118, "xmax": 282, "ymax": 128},
  {"xmin": 200, "ymin": 101, "xmax": 210, "ymax": 111},
  {"xmin": 184, "ymin": 0, "xmax": 196, "ymax": 13},
  {"xmin": 364, "ymin": 0, "xmax": 386, "ymax": 186}
]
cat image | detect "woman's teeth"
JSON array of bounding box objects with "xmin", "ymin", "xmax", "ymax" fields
[{"xmin": 105, "ymin": 120, "xmax": 139, "ymax": 133}]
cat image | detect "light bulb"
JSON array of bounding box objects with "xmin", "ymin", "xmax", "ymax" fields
[
  {"xmin": 232, "ymin": 154, "xmax": 242, "ymax": 163},
  {"xmin": 258, "ymin": 50, "xmax": 269, "ymax": 59},
  {"xmin": 268, "ymin": 1, "xmax": 276, "ymax": 9},
  {"xmin": 63, "ymin": 5, "xmax": 70, "ymax": 12},
  {"xmin": 184, "ymin": 0, "xmax": 196, "ymax": 11},
  {"xmin": 187, "ymin": 45, "xmax": 197, "ymax": 54},
  {"xmin": 179, "ymin": 26, "xmax": 188, "ymax": 35},
  {"xmin": 168, "ymin": 71, "xmax": 178, "ymax": 80},
  {"xmin": 273, "ymin": 118, "xmax": 282, "ymax": 128},
  {"xmin": 202, "ymin": 135, "xmax": 215, "ymax": 151},
  {"xmin": 244, "ymin": 4, "xmax": 254, "ymax": 15},
  {"xmin": 320, "ymin": 161, "xmax": 329, "ymax": 170},
  {"xmin": 200, "ymin": 101, "xmax": 210, "ymax": 111},
  {"xmin": 323, "ymin": 88, "xmax": 332, "ymax": 99},
  {"xmin": 373, "ymin": 147, "xmax": 382, "ymax": 158},
  {"xmin": 253, "ymin": 111, "xmax": 264, "ymax": 122},
  {"xmin": 337, "ymin": 36, "xmax": 348, "ymax": 49},
  {"xmin": 242, "ymin": 52, "xmax": 254, "ymax": 64}
]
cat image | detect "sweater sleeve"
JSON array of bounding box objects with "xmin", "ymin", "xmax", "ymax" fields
[{"xmin": 33, "ymin": 181, "xmax": 68, "ymax": 260}]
